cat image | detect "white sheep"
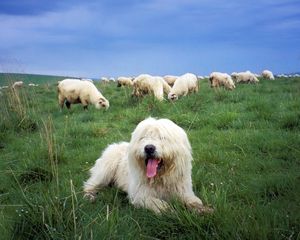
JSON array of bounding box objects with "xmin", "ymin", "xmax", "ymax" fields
[
  {"xmin": 261, "ymin": 70, "xmax": 275, "ymax": 80},
  {"xmin": 81, "ymin": 78, "xmax": 93, "ymax": 83},
  {"xmin": 28, "ymin": 83, "xmax": 39, "ymax": 87},
  {"xmin": 168, "ymin": 73, "xmax": 198, "ymax": 101},
  {"xmin": 209, "ymin": 72, "xmax": 235, "ymax": 90},
  {"xmin": 117, "ymin": 77, "xmax": 133, "ymax": 87},
  {"xmin": 100, "ymin": 77, "xmax": 109, "ymax": 83},
  {"xmin": 12, "ymin": 81, "xmax": 24, "ymax": 89},
  {"xmin": 231, "ymin": 71, "xmax": 259, "ymax": 84},
  {"xmin": 132, "ymin": 74, "xmax": 171, "ymax": 101},
  {"xmin": 163, "ymin": 75, "xmax": 178, "ymax": 86},
  {"xmin": 57, "ymin": 79, "xmax": 109, "ymax": 110}
]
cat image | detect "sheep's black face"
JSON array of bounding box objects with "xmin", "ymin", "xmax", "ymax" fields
[
  {"xmin": 209, "ymin": 77, "xmax": 213, "ymax": 87},
  {"xmin": 96, "ymin": 98, "xmax": 109, "ymax": 110},
  {"xmin": 210, "ymin": 78, "xmax": 217, "ymax": 88},
  {"xmin": 168, "ymin": 94, "xmax": 178, "ymax": 101}
]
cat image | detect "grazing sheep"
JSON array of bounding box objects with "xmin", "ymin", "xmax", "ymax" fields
[
  {"xmin": 109, "ymin": 77, "xmax": 115, "ymax": 82},
  {"xmin": 81, "ymin": 78, "xmax": 93, "ymax": 83},
  {"xmin": 209, "ymin": 72, "xmax": 235, "ymax": 90},
  {"xmin": 168, "ymin": 73, "xmax": 198, "ymax": 101},
  {"xmin": 262, "ymin": 70, "xmax": 275, "ymax": 80},
  {"xmin": 0, "ymin": 86, "xmax": 9, "ymax": 90},
  {"xmin": 28, "ymin": 83, "xmax": 39, "ymax": 87},
  {"xmin": 197, "ymin": 75, "xmax": 204, "ymax": 80},
  {"xmin": 12, "ymin": 81, "xmax": 24, "ymax": 89},
  {"xmin": 100, "ymin": 77, "xmax": 109, "ymax": 83},
  {"xmin": 58, "ymin": 79, "xmax": 109, "ymax": 110},
  {"xmin": 163, "ymin": 75, "xmax": 178, "ymax": 86},
  {"xmin": 277, "ymin": 74, "xmax": 288, "ymax": 78},
  {"xmin": 231, "ymin": 71, "xmax": 259, "ymax": 84},
  {"xmin": 117, "ymin": 77, "xmax": 133, "ymax": 87},
  {"xmin": 132, "ymin": 74, "xmax": 171, "ymax": 101}
]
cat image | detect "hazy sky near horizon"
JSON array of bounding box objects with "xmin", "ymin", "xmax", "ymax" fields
[{"xmin": 0, "ymin": 0, "xmax": 299, "ymax": 78}]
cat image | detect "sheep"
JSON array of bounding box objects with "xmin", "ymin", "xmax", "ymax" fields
[
  {"xmin": 231, "ymin": 71, "xmax": 259, "ymax": 84},
  {"xmin": 117, "ymin": 77, "xmax": 133, "ymax": 87},
  {"xmin": 277, "ymin": 74, "xmax": 288, "ymax": 78},
  {"xmin": 197, "ymin": 75, "xmax": 204, "ymax": 80},
  {"xmin": 12, "ymin": 81, "xmax": 24, "ymax": 89},
  {"xmin": 81, "ymin": 78, "xmax": 93, "ymax": 83},
  {"xmin": 209, "ymin": 72, "xmax": 235, "ymax": 90},
  {"xmin": 168, "ymin": 73, "xmax": 198, "ymax": 101},
  {"xmin": 163, "ymin": 75, "xmax": 178, "ymax": 86},
  {"xmin": 132, "ymin": 74, "xmax": 171, "ymax": 101},
  {"xmin": 109, "ymin": 77, "xmax": 115, "ymax": 82},
  {"xmin": 101, "ymin": 77, "xmax": 109, "ymax": 83},
  {"xmin": 28, "ymin": 83, "xmax": 39, "ymax": 87},
  {"xmin": 57, "ymin": 79, "xmax": 109, "ymax": 110},
  {"xmin": 261, "ymin": 70, "xmax": 275, "ymax": 80}
]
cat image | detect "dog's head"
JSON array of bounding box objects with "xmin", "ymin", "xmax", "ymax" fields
[{"xmin": 128, "ymin": 117, "xmax": 192, "ymax": 180}]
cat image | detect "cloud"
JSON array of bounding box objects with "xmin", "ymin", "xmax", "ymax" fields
[{"xmin": 0, "ymin": 0, "xmax": 299, "ymax": 76}]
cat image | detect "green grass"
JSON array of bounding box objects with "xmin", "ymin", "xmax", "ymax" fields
[
  {"xmin": 0, "ymin": 75, "xmax": 299, "ymax": 239},
  {"xmin": 0, "ymin": 73, "xmax": 71, "ymax": 85}
]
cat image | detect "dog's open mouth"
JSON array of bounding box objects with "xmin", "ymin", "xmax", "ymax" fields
[{"xmin": 145, "ymin": 158, "xmax": 163, "ymax": 178}]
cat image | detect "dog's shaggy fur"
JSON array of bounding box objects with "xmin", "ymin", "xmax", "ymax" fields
[{"xmin": 84, "ymin": 117, "xmax": 212, "ymax": 214}]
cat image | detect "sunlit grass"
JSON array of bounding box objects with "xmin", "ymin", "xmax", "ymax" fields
[{"xmin": 0, "ymin": 75, "xmax": 299, "ymax": 239}]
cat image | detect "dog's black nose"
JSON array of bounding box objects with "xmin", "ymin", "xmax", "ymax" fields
[{"xmin": 144, "ymin": 144, "xmax": 156, "ymax": 155}]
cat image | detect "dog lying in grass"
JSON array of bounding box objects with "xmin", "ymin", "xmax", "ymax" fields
[{"xmin": 84, "ymin": 117, "xmax": 213, "ymax": 214}]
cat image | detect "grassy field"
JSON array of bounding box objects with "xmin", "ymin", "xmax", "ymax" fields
[
  {"xmin": 0, "ymin": 73, "xmax": 71, "ymax": 85},
  {"xmin": 0, "ymin": 74, "xmax": 299, "ymax": 239}
]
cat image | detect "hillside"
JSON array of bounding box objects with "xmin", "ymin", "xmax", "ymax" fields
[
  {"xmin": 0, "ymin": 73, "xmax": 72, "ymax": 85},
  {"xmin": 0, "ymin": 76, "xmax": 299, "ymax": 239}
]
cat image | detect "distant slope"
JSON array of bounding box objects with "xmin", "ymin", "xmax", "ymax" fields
[{"xmin": 0, "ymin": 73, "xmax": 72, "ymax": 85}]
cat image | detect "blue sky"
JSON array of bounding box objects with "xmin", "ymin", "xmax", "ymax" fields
[{"xmin": 0, "ymin": 0, "xmax": 299, "ymax": 78}]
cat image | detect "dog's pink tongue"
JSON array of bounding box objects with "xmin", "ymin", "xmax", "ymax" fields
[{"xmin": 146, "ymin": 159, "xmax": 159, "ymax": 178}]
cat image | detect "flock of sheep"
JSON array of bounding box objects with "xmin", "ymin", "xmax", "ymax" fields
[
  {"xmin": 54, "ymin": 69, "xmax": 277, "ymax": 110},
  {"xmin": 0, "ymin": 69, "xmax": 284, "ymax": 107}
]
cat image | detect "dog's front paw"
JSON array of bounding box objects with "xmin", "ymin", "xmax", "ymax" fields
[
  {"xmin": 195, "ymin": 205, "xmax": 214, "ymax": 214},
  {"xmin": 84, "ymin": 191, "xmax": 97, "ymax": 203},
  {"xmin": 143, "ymin": 198, "xmax": 170, "ymax": 214},
  {"xmin": 188, "ymin": 201, "xmax": 214, "ymax": 215}
]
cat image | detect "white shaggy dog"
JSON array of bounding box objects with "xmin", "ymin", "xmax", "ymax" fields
[{"xmin": 84, "ymin": 117, "xmax": 212, "ymax": 214}]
